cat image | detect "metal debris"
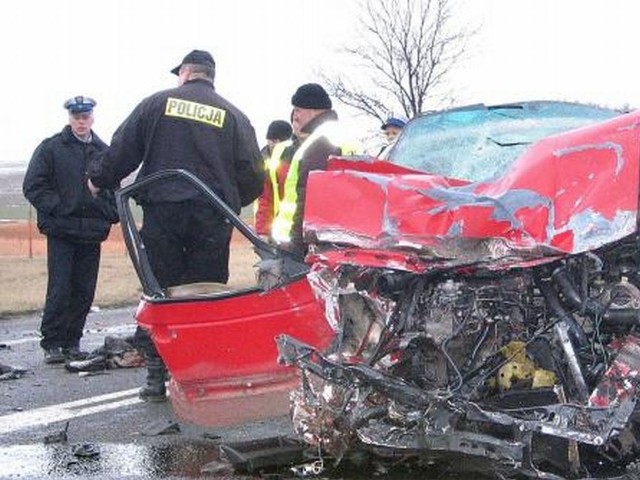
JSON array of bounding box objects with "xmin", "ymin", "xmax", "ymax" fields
[
  {"xmin": 71, "ymin": 442, "xmax": 101, "ymax": 458},
  {"xmin": 0, "ymin": 361, "xmax": 29, "ymax": 380},
  {"xmin": 43, "ymin": 421, "xmax": 69, "ymax": 444},
  {"xmin": 141, "ymin": 418, "xmax": 181, "ymax": 436}
]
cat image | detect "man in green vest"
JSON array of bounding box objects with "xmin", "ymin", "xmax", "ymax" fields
[{"xmin": 272, "ymin": 83, "xmax": 359, "ymax": 256}]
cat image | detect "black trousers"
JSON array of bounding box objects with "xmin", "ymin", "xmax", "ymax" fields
[
  {"xmin": 136, "ymin": 200, "xmax": 232, "ymax": 370},
  {"xmin": 140, "ymin": 200, "xmax": 232, "ymax": 287},
  {"xmin": 40, "ymin": 236, "xmax": 100, "ymax": 350}
]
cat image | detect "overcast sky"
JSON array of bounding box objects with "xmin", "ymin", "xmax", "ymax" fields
[{"xmin": 3, "ymin": 0, "xmax": 640, "ymax": 168}]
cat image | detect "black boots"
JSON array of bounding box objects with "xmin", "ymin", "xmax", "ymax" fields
[
  {"xmin": 43, "ymin": 347, "xmax": 66, "ymax": 364},
  {"xmin": 63, "ymin": 346, "xmax": 89, "ymax": 361},
  {"xmin": 139, "ymin": 354, "xmax": 168, "ymax": 402},
  {"xmin": 134, "ymin": 327, "xmax": 169, "ymax": 402}
]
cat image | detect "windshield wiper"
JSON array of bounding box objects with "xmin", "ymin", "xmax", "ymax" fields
[{"xmin": 486, "ymin": 137, "xmax": 531, "ymax": 147}]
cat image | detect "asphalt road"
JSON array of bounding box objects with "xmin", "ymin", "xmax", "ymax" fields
[{"xmin": 0, "ymin": 307, "xmax": 294, "ymax": 479}]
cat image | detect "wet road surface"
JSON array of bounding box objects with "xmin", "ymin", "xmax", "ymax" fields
[{"xmin": 0, "ymin": 307, "xmax": 490, "ymax": 479}]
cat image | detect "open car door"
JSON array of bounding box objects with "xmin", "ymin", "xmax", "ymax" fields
[{"xmin": 116, "ymin": 169, "xmax": 333, "ymax": 427}]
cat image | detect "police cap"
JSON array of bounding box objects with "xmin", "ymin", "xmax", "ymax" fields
[
  {"xmin": 63, "ymin": 96, "xmax": 96, "ymax": 114},
  {"xmin": 171, "ymin": 49, "xmax": 215, "ymax": 75},
  {"xmin": 381, "ymin": 116, "xmax": 407, "ymax": 130}
]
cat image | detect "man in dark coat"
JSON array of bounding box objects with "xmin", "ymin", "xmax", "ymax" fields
[
  {"xmin": 23, "ymin": 96, "xmax": 119, "ymax": 364},
  {"xmin": 272, "ymin": 83, "xmax": 360, "ymax": 255},
  {"xmin": 87, "ymin": 49, "xmax": 264, "ymax": 402}
]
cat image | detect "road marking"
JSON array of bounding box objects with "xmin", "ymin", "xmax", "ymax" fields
[
  {"xmin": 1, "ymin": 338, "xmax": 36, "ymax": 346},
  {"xmin": 0, "ymin": 388, "xmax": 143, "ymax": 434}
]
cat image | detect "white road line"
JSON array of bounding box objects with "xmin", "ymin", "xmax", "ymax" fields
[
  {"xmin": 1, "ymin": 337, "xmax": 38, "ymax": 346},
  {"xmin": 0, "ymin": 388, "xmax": 142, "ymax": 434}
]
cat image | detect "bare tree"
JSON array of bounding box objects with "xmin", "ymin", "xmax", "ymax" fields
[{"xmin": 324, "ymin": 0, "xmax": 473, "ymax": 123}]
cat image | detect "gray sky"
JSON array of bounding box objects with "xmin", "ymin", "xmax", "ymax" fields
[{"xmin": 3, "ymin": 0, "xmax": 640, "ymax": 168}]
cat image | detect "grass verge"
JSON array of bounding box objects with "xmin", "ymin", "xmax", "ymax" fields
[
  {"xmin": 0, "ymin": 254, "xmax": 141, "ymax": 318},
  {"xmin": 0, "ymin": 242, "xmax": 259, "ymax": 319}
]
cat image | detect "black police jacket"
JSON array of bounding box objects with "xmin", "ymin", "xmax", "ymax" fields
[
  {"xmin": 88, "ymin": 79, "xmax": 264, "ymax": 213},
  {"xmin": 23, "ymin": 126, "xmax": 119, "ymax": 243}
]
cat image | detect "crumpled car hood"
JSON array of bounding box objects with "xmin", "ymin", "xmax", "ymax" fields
[{"xmin": 304, "ymin": 111, "xmax": 640, "ymax": 272}]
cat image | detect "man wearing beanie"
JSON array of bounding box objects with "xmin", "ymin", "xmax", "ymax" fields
[
  {"xmin": 272, "ymin": 83, "xmax": 359, "ymax": 255},
  {"xmin": 254, "ymin": 119, "xmax": 293, "ymax": 237}
]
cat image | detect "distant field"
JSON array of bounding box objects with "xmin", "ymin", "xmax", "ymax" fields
[
  {"xmin": 0, "ymin": 170, "xmax": 254, "ymax": 223},
  {"xmin": 0, "ymin": 170, "xmax": 29, "ymax": 220},
  {"xmin": 0, "ymin": 254, "xmax": 141, "ymax": 317}
]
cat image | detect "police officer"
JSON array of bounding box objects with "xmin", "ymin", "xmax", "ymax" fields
[
  {"xmin": 23, "ymin": 96, "xmax": 118, "ymax": 364},
  {"xmin": 378, "ymin": 116, "xmax": 407, "ymax": 159},
  {"xmin": 87, "ymin": 49, "xmax": 264, "ymax": 401}
]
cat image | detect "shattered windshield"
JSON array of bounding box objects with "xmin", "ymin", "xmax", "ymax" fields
[{"xmin": 389, "ymin": 101, "xmax": 620, "ymax": 181}]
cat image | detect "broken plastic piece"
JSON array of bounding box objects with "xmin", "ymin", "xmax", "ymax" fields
[
  {"xmin": 141, "ymin": 418, "xmax": 181, "ymax": 436},
  {"xmin": 202, "ymin": 432, "xmax": 222, "ymax": 442},
  {"xmin": 220, "ymin": 436, "xmax": 306, "ymax": 473},
  {"xmin": 199, "ymin": 459, "xmax": 234, "ymax": 475},
  {"xmin": 290, "ymin": 459, "xmax": 324, "ymax": 477},
  {"xmin": 71, "ymin": 442, "xmax": 100, "ymax": 458},
  {"xmin": 0, "ymin": 362, "xmax": 29, "ymax": 380},
  {"xmin": 43, "ymin": 421, "xmax": 69, "ymax": 444}
]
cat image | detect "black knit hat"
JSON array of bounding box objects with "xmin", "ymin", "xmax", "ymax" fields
[
  {"xmin": 291, "ymin": 83, "xmax": 332, "ymax": 109},
  {"xmin": 266, "ymin": 120, "xmax": 292, "ymax": 141}
]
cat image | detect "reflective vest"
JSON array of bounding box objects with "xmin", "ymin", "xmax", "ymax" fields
[
  {"xmin": 253, "ymin": 139, "xmax": 292, "ymax": 233},
  {"xmin": 266, "ymin": 139, "xmax": 293, "ymax": 217},
  {"xmin": 271, "ymin": 121, "xmax": 360, "ymax": 243}
]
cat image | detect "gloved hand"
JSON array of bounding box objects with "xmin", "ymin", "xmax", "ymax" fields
[{"xmin": 256, "ymin": 258, "xmax": 285, "ymax": 291}]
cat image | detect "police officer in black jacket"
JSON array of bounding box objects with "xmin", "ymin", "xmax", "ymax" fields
[
  {"xmin": 88, "ymin": 49, "xmax": 264, "ymax": 402},
  {"xmin": 23, "ymin": 96, "xmax": 119, "ymax": 364}
]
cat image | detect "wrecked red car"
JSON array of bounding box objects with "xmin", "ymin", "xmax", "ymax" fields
[{"xmin": 275, "ymin": 101, "xmax": 640, "ymax": 479}]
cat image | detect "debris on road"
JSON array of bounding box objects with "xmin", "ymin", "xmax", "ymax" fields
[
  {"xmin": 77, "ymin": 370, "xmax": 109, "ymax": 377},
  {"xmin": 43, "ymin": 421, "xmax": 69, "ymax": 444},
  {"xmin": 219, "ymin": 436, "xmax": 307, "ymax": 473},
  {"xmin": 0, "ymin": 361, "xmax": 29, "ymax": 380},
  {"xmin": 71, "ymin": 442, "xmax": 101, "ymax": 458},
  {"xmin": 63, "ymin": 335, "xmax": 144, "ymax": 373},
  {"xmin": 201, "ymin": 431, "xmax": 222, "ymax": 442},
  {"xmin": 200, "ymin": 459, "xmax": 235, "ymax": 475},
  {"xmin": 65, "ymin": 355, "xmax": 107, "ymax": 373},
  {"xmin": 141, "ymin": 418, "xmax": 181, "ymax": 436}
]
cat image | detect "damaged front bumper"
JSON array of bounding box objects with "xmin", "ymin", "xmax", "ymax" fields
[{"xmin": 276, "ymin": 335, "xmax": 639, "ymax": 478}]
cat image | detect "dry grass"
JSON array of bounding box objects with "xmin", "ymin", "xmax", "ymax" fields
[
  {"xmin": 0, "ymin": 254, "xmax": 141, "ymax": 317},
  {"xmin": 0, "ymin": 227, "xmax": 260, "ymax": 318}
]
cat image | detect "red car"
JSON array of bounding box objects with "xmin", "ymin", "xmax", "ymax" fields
[
  {"xmin": 276, "ymin": 101, "xmax": 640, "ymax": 478},
  {"xmin": 120, "ymin": 100, "xmax": 640, "ymax": 478}
]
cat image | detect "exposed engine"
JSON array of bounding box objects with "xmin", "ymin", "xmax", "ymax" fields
[{"xmin": 276, "ymin": 234, "xmax": 640, "ymax": 479}]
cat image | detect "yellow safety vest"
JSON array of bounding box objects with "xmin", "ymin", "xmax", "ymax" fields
[
  {"xmin": 253, "ymin": 139, "xmax": 292, "ymax": 229},
  {"xmin": 271, "ymin": 121, "xmax": 360, "ymax": 243},
  {"xmin": 267, "ymin": 139, "xmax": 293, "ymax": 216}
]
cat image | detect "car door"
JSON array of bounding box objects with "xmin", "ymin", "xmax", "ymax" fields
[{"xmin": 116, "ymin": 169, "xmax": 334, "ymax": 391}]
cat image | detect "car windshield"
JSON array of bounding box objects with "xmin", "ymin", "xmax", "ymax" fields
[{"xmin": 388, "ymin": 101, "xmax": 620, "ymax": 182}]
